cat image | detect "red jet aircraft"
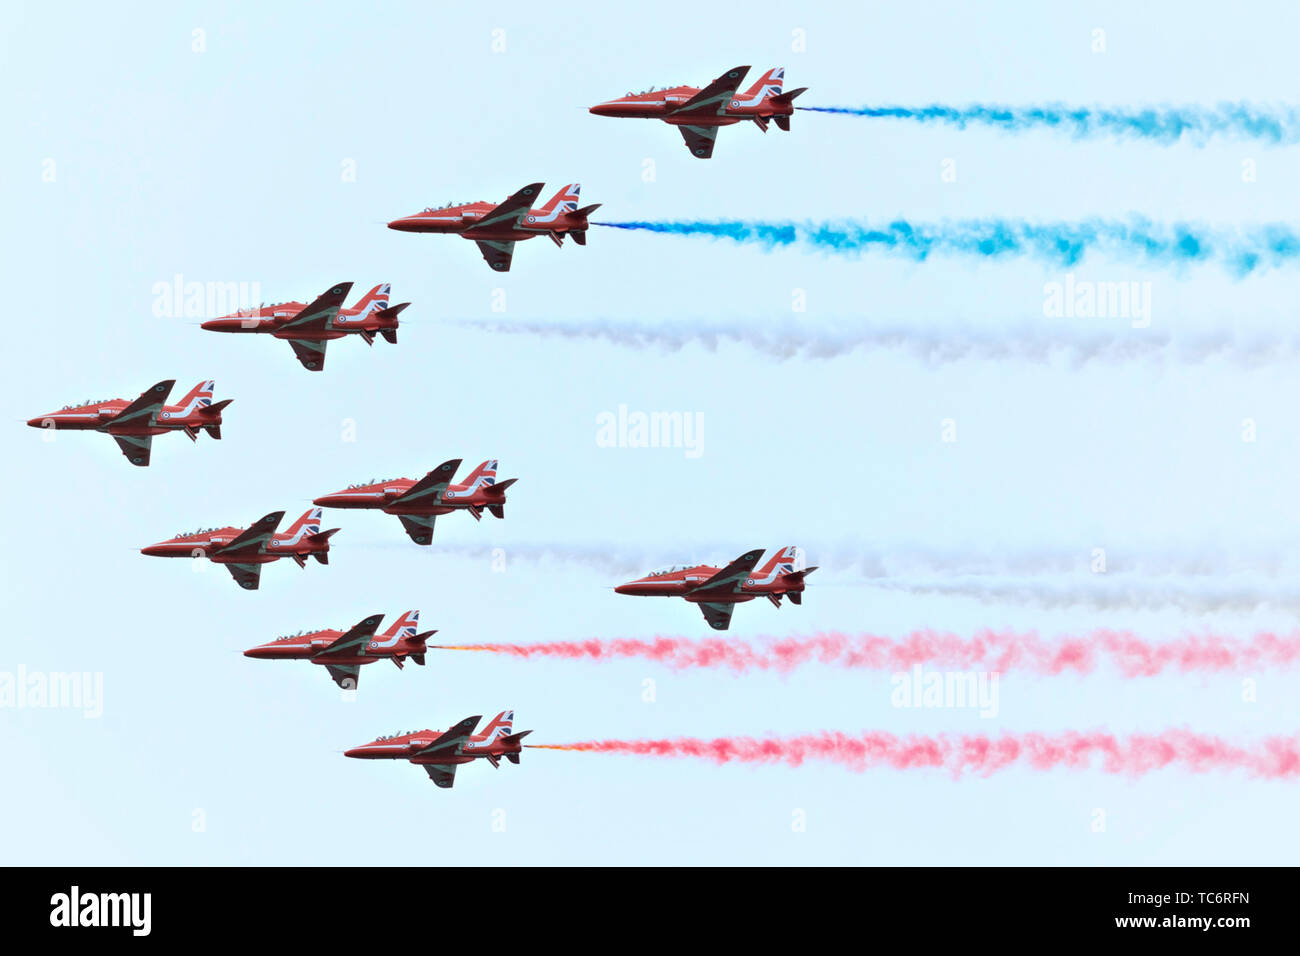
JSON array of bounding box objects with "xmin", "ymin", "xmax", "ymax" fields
[
  {"xmin": 590, "ymin": 66, "xmax": 806, "ymax": 158},
  {"xmin": 141, "ymin": 507, "xmax": 338, "ymax": 590},
  {"xmin": 313, "ymin": 459, "xmax": 515, "ymax": 545},
  {"xmin": 345, "ymin": 711, "xmax": 532, "ymax": 788},
  {"xmin": 27, "ymin": 379, "xmax": 231, "ymax": 466},
  {"xmin": 615, "ymin": 546, "xmax": 817, "ymax": 630},
  {"xmin": 244, "ymin": 610, "xmax": 435, "ymax": 689},
  {"xmin": 387, "ymin": 183, "xmax": 600, "ymax": 272},
  {"xmin": 201, "ymin": 282, "xmax": 408, "ymax": 370}
]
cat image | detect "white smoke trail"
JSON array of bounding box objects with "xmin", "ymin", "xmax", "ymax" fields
[{"xmin": 454, "ymin": 318, "xmax": 1300, "ymax": 368}]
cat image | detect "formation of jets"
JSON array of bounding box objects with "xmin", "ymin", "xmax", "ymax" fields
[
  {"xmin": 346, "ymin": 711, "xmax": 532, "ymax": 788},
  {"xmin": 202, "ymin": 282, "xmax": 407, "ymax": 371},
  {"xmin": 387, "ymin": 182, "xmax": 600, "ymax": 272},
  {"xmin": 27, "ymin": 379, "xmax": 230, "ymax": 466},
  {"xmin": 244, "ymin": 611, "xmax": 435, "ymax": 688},
  {"xmin": 616, "ymin": 546, "xmax": 817, "ymax": 630},
  {"xmin": 32, "ymin": 62, "xmax": 814, "ymax": 789},
  {"xmin": 314, "ymin": 458, "xmax": 516, "ymax": 545},
  {"xmin": 590, "ymin": 65, "xmax": 806, "ymax": 158}
]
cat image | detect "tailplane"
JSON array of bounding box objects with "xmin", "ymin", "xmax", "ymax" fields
[
  {"xmin": 484, "ymin": 477, "xmax": 516, "ymax": 519},
  {"xmin": 500, "ymin": 729, "xmax": 532, "ymax": 763},
  {"xmin": 200, "ymin": 398, "xmax": 233, "ymax": 439},
  {"xmin": 781, "ymin": 565, "xmax": 817, "ymax": 601},
  {"xmin": 770, "ymin": 87, "xmax": 806, "ymax": 131},
  {"xmin": 407, "ymin": 630, "xmax": 437, "ymax": 666},
  {"xmin": 570, "ymin": 203, "xmax": 601, "ymax": 246},
  {"xmin": 374, "ymin": 302, "xmax": 408, "ymax": 344},
  {"xmin": 307, "ymin": 527, "xmax": 339, "ymax": 564}
]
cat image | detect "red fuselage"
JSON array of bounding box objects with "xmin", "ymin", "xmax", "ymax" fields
[
  {"xmin": 614, "ymin": 562, "xmax": 811, "ymax": 605},
  {"xmin": 244, "ymin": 629, "xmax": 422, "ymax": 666},
  {"xmin": 345, "ymin": 730, "xmax": 524, "ymax": 765},
  {"xmin": 28, "ymin": 396, "xmax": 223, "ymax": 437},
  {"xmin": 140, "ymin": 525, "xmax": 331, "ymax": 565},
  {"xmin": 314, "ymin": 477, "xmax": 506, "ymax": 518},
  {"xmin": 387, "ymin": 201, "xmax": 592, "ymax": 241},
  {"xmin": 589, "ymin": 86, "xmax": 797, "ymax": 127},
  {"xmin": 201, "ymin": 301, "xmax": 397, "ymax": 341}
]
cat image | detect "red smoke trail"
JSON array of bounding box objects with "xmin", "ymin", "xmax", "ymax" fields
[
  {"xmin": 436, "ymin": 630, "xmax": 1300, "ymax": 677},
  {"xmin": 529, "ymin": 730, "xmax": 1300, "ymax": 779}
]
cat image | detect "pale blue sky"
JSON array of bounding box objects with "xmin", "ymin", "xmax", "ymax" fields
[{"xmin": 4, "ymin": 1, "xmax": 1300, "ymax": 864}]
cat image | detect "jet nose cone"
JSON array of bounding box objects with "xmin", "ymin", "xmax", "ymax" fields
[
  {"xmin": 589, "ymin": 102, "xmax": 616, "ymax": 116},
  {"xmin": 312, "ymin": 492, "xmax": 342, "ymax": 507},
  {"xmin": 243, "ymin": 647, "xmax": 267, "ymax": 659},
  {"xmin": 26, "ymin": 416, "xmax": 47, "ymax": 428},
  {"xmin": 343, "ymin": 747, "xmax": 365, "ymax": 758},
  {"xmin": 140, "ymin": 543, "xmax": 168, "ymax": 557},
  {"xmin": 614, "ymin": 582, "xmax": 635, "ymax": 595},
  {"xmin": 387, "ymin": 217, "xmax": 418, "ymax": 232}
]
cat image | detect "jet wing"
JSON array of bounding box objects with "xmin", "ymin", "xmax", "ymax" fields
[
  {"xmin": 393, "ymin": 459, "xmax": 462, "ymax": 508},
  {"xmin": 464, "ymin": 182, "xmax": 544, "ymax": 236},
  {"xmin": 669, "ymin": 65, "xmax": 750, "ymax": 117},
  {"xmin": 677, "ymin": 125, "xmax": 719, "ymax": 159},
  {"xmin": 224, "ymin": 562, "xmax": 264, "ymax": 591},
  {"xmin": 112, "ymin": 434, "xmax": 153, "ymax": 467},
  {"xmin": 474, "ymin": 239, "xmax": 516, "ymax": 272},
  {"xmin": 279, "ymin": 283, "xmax": 353, "ymax": 333},
  {"xmin": 698, "ymin": 602, "xmax": 737, "ymax": 631},
  {"xmin": 213, "ymin": 511, "xmax": 285, "ymax": 557},
  {"xmin": 315, "ymin": 614, "xmax": 385, "ymax": 657},
  {"xmin": 398, "ymin": 514, "xmax": 437, "ymax": 546},
  {"xmin": 109, "ymin": 380, "xmax": 175, "ymax": 431},
  {"xmin": 423, "ymin": 764, "xmax": 458, "ymax": 788},
  {"xmin": 324, "ymin": 663, "xmax": 361, "ymax": 689},
  {"xmin": 688, "ymin": 548, "xmax": 766, "ymax": 597},
  {"xmin": 414, "ymin": 715, "xmax": 481, "ymax": 758},
  {"xmin": 287, "ymin": 338, "xmax": 328, "ymax": 371}
]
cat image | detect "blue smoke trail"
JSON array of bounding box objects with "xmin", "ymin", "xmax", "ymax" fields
[
  {"xmin": 797, "ymin": 103, "xmax": 1300, "ymax": 145},
  {"xmin": 593, "ymin": 219, "xmax": 1300, "ymax": 275}
]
